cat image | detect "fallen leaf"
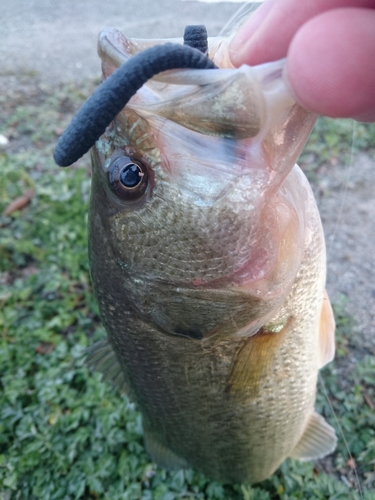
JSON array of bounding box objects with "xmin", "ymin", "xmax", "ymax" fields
[
  {"xmin": 21, "ymin": 265, "xmax": 39, "ymax": 277},
  {"xmin": 3, "ymin": 188, "xmax": 35, "ymax": 216},
  {"xmin": 364, "ymin": 471, "xmax": 375, "ymax": 484},
  {"xmin": 35, "ymin": 342, "xmax": 55, "ymax": 354},
  {"xmin": 364, "ymin": 392, "xmax": 375, "ymax": 410},
  {"xmin": 53, "ymin": 127, "xmax": 64, "ymax": 136},
  {"xmin": 346, "ymin": 457, "xmax": 357, "ymax": 470}
]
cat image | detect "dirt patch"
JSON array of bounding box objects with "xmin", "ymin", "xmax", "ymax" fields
[{"xmin": 314, "ymin": 153, "xmax": 375, "ymax": 353}]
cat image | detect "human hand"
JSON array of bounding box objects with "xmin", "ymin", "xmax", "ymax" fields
[{"xmin": 229, "ymin": 0, "xmax": 375, "ymax": 122}]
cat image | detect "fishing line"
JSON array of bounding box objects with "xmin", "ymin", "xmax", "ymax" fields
[
  {"xmin": 224, "ymin": 0, "xmax": 363, "ymax": 492},
  {"xmin": 326, "ymin": 120, "xmax": 357, "ymax": 260},
  {"xmin": 321, "ymin": 120, "xmax": 365, "ymax": 494},
  {"xmin": 217, "ymin": 1, "xmax": 259, "ymax": 37},
  {"xmin": 318, "ymin": 374, "xmax": 364, "ymax": 498}
]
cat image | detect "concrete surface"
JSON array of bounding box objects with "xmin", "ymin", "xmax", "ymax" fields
[{"xmin": 0, "ymin": 0, "xmax": 252, "ymax": 83}]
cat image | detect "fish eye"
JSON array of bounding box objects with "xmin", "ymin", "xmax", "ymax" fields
[{"xmin": 108, "ymin": 155, "xmax": 149, "ymax": 200}]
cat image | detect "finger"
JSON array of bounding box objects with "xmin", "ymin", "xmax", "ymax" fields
[
  {"xmin": 229, "ymin": 0, "xmax": 375, "ymax": 67},
  {"xmin": 286, "ymin": 8, "xmax": 375, "ymax": 121}
]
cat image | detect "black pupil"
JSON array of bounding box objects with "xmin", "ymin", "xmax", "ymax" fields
[{"xmin": 120, "ymin": 164, "xmax": 141, "ymax": 188}]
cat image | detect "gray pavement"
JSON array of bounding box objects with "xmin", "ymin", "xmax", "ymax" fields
[{"xmin": 0, "ymin": 0, "xmax": 251, "ymax": 83}]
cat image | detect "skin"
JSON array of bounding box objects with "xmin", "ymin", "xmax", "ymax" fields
[{"xmin": 229, "ymin": 0, "xmax": 375, "ymax": 122}]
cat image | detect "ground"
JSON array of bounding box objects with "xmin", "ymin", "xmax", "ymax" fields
[
  {"xmin": 1, "ymin": 1, "xmax": 375, "ymax": 498},
  {"xmin": 316, "ymin": 154, "xmax": 375, "ymax": 352}
]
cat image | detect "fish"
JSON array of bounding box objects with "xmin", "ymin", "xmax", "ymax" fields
[{"xmin": 60, "ymin": 26, "xmax": 337, "ymax": 483}]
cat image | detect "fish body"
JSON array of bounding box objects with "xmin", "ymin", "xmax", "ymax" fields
[{"xmin": 86, "ymin": 28, "xmax": 336, "ymax": 483}]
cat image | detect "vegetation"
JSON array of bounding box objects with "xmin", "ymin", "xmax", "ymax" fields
[{"xmin": 1, "ymin": 79, "xmax": 375, "ymax": 499}]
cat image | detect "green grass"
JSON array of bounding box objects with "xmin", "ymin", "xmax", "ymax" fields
[
  {"xmin": 299, "ymin": 115, "xmax": 375, "ymax": 181},
  {"xmin": 1, "ymin": 79, "xmax": 375, "ymax": 499}
]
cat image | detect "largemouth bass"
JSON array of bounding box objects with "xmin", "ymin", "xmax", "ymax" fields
[{"xmin": 56, "ymin": 26, "xmax": 337, "ymax": 484}]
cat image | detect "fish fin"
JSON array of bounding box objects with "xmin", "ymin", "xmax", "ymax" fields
[
  {"xmin": 143, "ymin": 427, "xmax": 189, "ymax": 470},
  {"xmin": 86, "ymin": 338, "xmax": 129, "ymax": 393},
  {"xmin": 318, "ymin": 290, "xmax": 336, "ymax": 368},
  {"xmin": 228, "ymin": 318, "xmax": 291, "ymax": 398},
  {"xmin": 289, "ymin": 411, "xmax": 337, "ymax": 461}
]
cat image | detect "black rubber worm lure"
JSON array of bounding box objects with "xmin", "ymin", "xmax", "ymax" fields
[{"xmin": 54, "ymin": 25, "xmax": 216, "ymax": 167}]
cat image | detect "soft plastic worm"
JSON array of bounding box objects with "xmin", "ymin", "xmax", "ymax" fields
[
  {"xmin": 183, "ymin": 25, "xmax": 208, "ymax": 53},
  {"xmin": 54, "ymin": 43, "xmax": 217, "ymax": 167}
]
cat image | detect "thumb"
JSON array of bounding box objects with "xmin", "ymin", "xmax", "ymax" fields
[{"xmin": 285, "ymin": 8, "xmax": 375, "ymax": 122}]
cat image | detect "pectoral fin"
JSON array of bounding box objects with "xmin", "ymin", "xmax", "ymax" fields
[
  {"xmin": 228, "ymin": 318, "xmax": 291, "ymax": 397},
  {"xmin": 86, "ymin": 338, "xmax": 129, "ymax": 393},
  {"xmin": 289, "ymin": 411, "xmax": 337, "ymax": 461},
  {"xmin": 319, "ymin": 290, "xmax": 336, "ymax": 368}
]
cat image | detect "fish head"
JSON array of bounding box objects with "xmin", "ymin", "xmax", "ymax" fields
[{"xmin": 89, "ymin": 28, "xmax": 317, "ymax": 340}]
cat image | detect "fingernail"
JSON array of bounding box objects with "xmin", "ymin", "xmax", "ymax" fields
[{"xmin": 229, "ymin": 0, "xmax": 276, "ymax": 66}]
